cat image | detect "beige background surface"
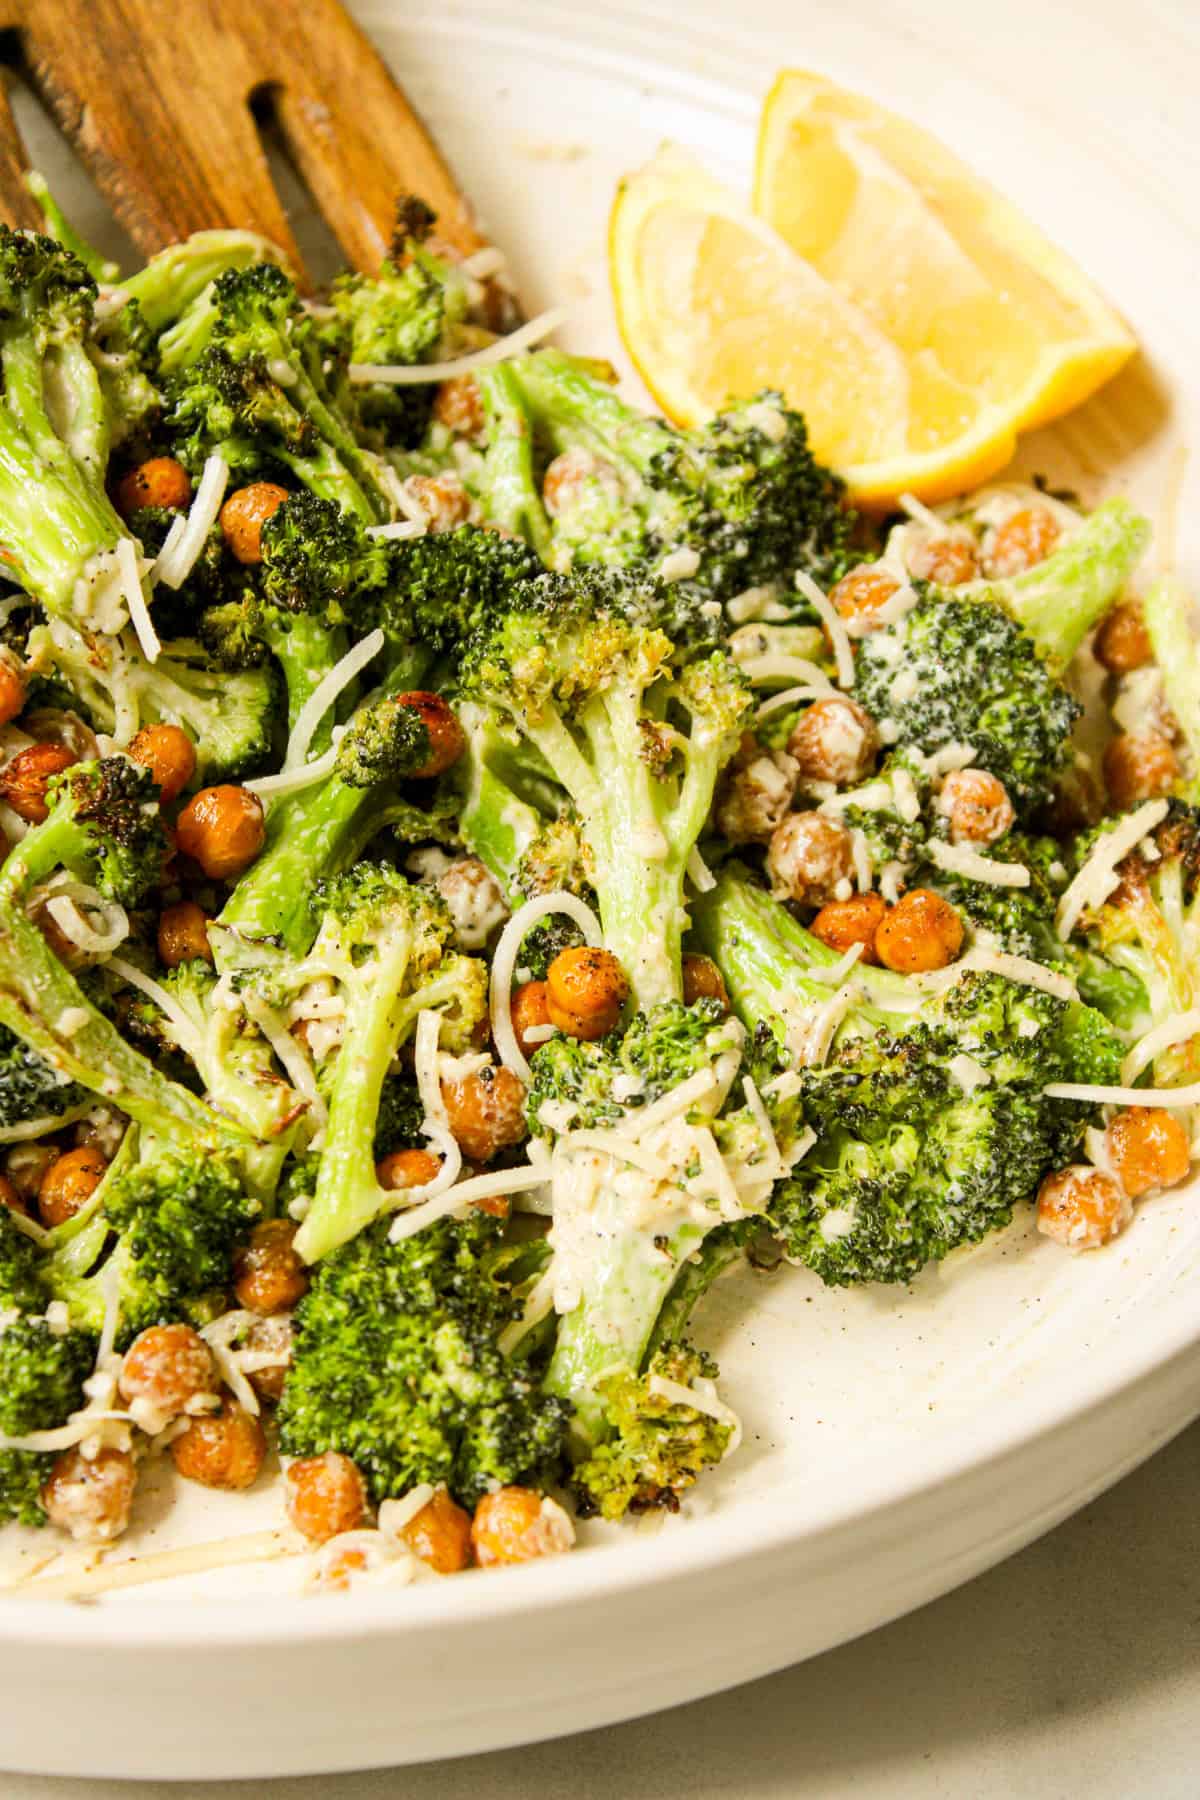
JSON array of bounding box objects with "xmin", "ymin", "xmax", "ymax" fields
[{"xmin": 11, "ymin": 1416, "xmax": 1200, "ymax": 1797}]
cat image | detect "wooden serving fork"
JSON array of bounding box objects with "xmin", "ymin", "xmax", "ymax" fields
[{"xmin": 0, "ymin": 0, "xmax": 482, "ymax": 281}]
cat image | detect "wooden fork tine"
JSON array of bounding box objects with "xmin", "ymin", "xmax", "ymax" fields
[
  {"xmin": 255, "ymin": 0, "xmax": 484, "ymax": 269},
  {"xmin": 15, "ymin": 0, "xmax": 305, "ymax": 276},
  {"xmin": 0, "ymin": 69, "xmax": 41, "ymax": 231}
]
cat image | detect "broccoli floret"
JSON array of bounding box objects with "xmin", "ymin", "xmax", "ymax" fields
[
  {"xmin": 0, "ymin": 1208, "xmax": 50, "ymax": 1315},
  {"xmin": 162, "ymin": 263, "xmax": 391, "ymax": 522},
  {"xmin": 116, "ymin": 230, "xmax": 284, "ymax": 335},
  {"xmin": 333, "ymin": 691, "xmax": 438, "ymax": 787},
  {"xmin": 499, "ymin": 350, "xmax": 854, "ymax": 611},
  {"xmin": 24, "ymin": 172, "xmax": 119, "ymax": 283},
  {"xmin": 458, "ymin": 567, "xmax": 751, "ymax": 1007},
  {"xmin": 277, "ymin": 1212, "xmax": 570, "ymax": 1507},
  {"xmin": 571, "ymin": 1342, "xmax": 732, "ymax": 1520},
  {"xmin": 21, "ymin": 756, "xmax": 167, "ymax": 908},
  {"xmin": 527, "ymin": 999, "xmax": 734, "ymax": 1134},
  {"xmin": 373, "ymin": 1075, "xmax": 426, "ymax": 1159},
  {"xmin": 0, "ymin": 1315, "xmax": 97, "ymax": 1528},
  {"xmin": 46, "ymin": 1139, "xmax": 258, "ymax": 1340},
  {"xmin": 276, "ymin": 866, "xmax": 488, "ymax": 1261},
  {"xmin": 0, "ymin": 1022, "xmax": 89, "ymax": 1137},
  {"xmin": 691, "ymin": 863, "xmax": 1124, "ymax": 1283}
]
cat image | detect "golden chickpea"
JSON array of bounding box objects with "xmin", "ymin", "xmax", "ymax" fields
[
  {"xmin": 233, "ymin": 1218, "xmax": 310, "ymax": 1315},
  {"xmin": 441, "ymin": 1064, "xmax": 528, "ymax": 1164},
  {"xmin": 1094, "ymin": 602, "xmax": 1152, "ymax": 674},
  {"xmin": 874, "ymin": 887, "xmax": 964, "ymax": 973},
  {"xmin": 5, "ymin": 1142, "xmax": 59, "ymax": 1208},
  {"xmin": 244, "ymin": 1314, "xmax": 293, "ymax": 1404},
  {"xmin": 176, "ymin": 785, "xmax": 265, "ymax": 881},
  {"xmin": 41, "ymin": 1448, "xmax": 136, "ymax": 1543},
  {"xmin": 402, "ymin": 473, "xmax": 472, "ymax": 533},
  {"xmin": 985, "ymin": 505, "xmax": 1060, "ymax": 578},
  {"xmin": 1103, "ymin": 733, "xmax": 1179, "ymax": 811},
  {"xmin": 284, "ymin": 1452, "xmax": 369, "ymax": 1544},
  {"xmin": 0, "ymin": 1173, "xmax": 28, "ymax": 1218},
  {"xmin": 511, "ymin": 979, "xmax": 553, "ymax": 1057},
  {"xmin": 219, "ymin": 482, "xmax": 290, "ymax": 564},
  {"xmin": 787, "ymin": 696, "xmax": 878, "ymax": 789},
  {"xmin": 128, "ymin": 722, "xmax": 196, "ymax": 804},
  {"xmin": 471, "ymin": 1486, "xmax": 575, "ymax": 1567},
  {"xmin": 1036, "ymin": 1164, "xmax": 1131, "ymax": 1250},
  {"xmin": 0, "ymin": 646, "xmax": 26, "ymax": 728},
  {"xmin": 546, "ymin": 946, "xmax": 630, "ymax": 1040},
  {"xmin": 908, "ymin": 535, "xmax": 978, "ymax": 585},
  {"xmin": 937, "ymin": 768, "xmax": 1016, "ymax": 845},
  {"xmin": 376, "ymin": 1147, "xmax": 443, "ymax": 1193},
  {"xmin": 1105, "ymin": 1108, "xmax": 1191, "ymax": 1199},
  {"xmin": 809, "ymin": 891, "xmax": 887, "ymax": 964},
  {"xmin": 115, "ymin": 456, "xmax": 193, "ymax": 518},
  {"xmin": 400, "ymin": 1485, "xmax": 473, "ymax": 1574},
  {"xmin": 170, "ymin": 1399, "xmax": 267, "ymax": 1491},
  {"xmin": 828, "ymin": 565, "xmax": 900, "ymax": 633},
  {"xmin": 541, "ymin": 448, "xmax": 603, "ymax": 517},
  {"xmin": 391, "ymin": 691, "xmax": 467, "ymax": 779},
  {"xmin": 37, "ymin": 1145, "xmax": 107, "ymax": 1229},
  {"xmin": 0, "ymin": 741, "xmax": 76, "ymax": 824},
  {"xmin": 765, "ymin": 812, "xmax": 855, "ymax": 909},
  {"xmin": 156, "ymin": 900, "xmax": 213, "ymax": 969},
  {"xmin": 433, "ymin": 374, "xmax": 485, "ymax": 439},
  {"xmin": 119, "ymin": 1323, "xmax": 219, "ymax": 1417},
  {"xmin": 681, "ymin": 952, "xmax": 730, "ymax": 1011}
]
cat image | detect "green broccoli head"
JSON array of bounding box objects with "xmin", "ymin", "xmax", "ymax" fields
[
  {"xmin": 571, "ymin": 1342, "xmax": 732, "ymax": 1520},
  {"xmin": 527, "ymin": 999, "xmax": 738, "ymax": 1136},
  {"xmin": 851, "ymin": 591, "xmax": 1080, "ymax": 809},
  {"xmin": 277, "ymin": 1212, "xmax": 570, "ymax": 1506},
  {"xmin": 381, "ymin": 525, "xmax": 546, "ymax": 657},
  {"xmin": 259, "ymin": 491, "xmax": 391, "ymax": 626},
  {"xmin": 333, "ymin": 691, "xmax": 438, "ymax": 788},
  {"xmin": 37, "ymin": 757, "xmax": 168, "ymax": 908},
  {"xmin": 0, "ymin": 1314, "xmax": 97, "ymax": 1528},
  {"xmin": 0, "ymin": 1023, "xmax": 89, "ymax": 1137},
  {"xmin": 769, "ymin": 971, "xmax": 1123, "ymax": 1284},
  {"xmin": 0, "ymin": 1207, "xmax": 51, "ymax": 1315}
]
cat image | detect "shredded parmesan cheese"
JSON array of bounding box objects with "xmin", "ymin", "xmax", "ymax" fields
[
  {"xmin": 960, "ymin": 947, "xmax": 1078, "ymax": 1002},
  {"xmin": 795, "ymin": 571, "xmax": 854, "ymax": 687},
  {"xmin": 153, "ymin": 454, "xmax": 230, "ymax": 589},
  {"xmin": 284, "ymin": 630, "xmax": 384, "ymax": 771},
  {"xmin": 115, "ymin": 537, "xmax": 160, "ymax": 664},
  {"xmin": 244, "ymin": 740, "xmax": 341, "ymax": 799},
  {"xmin": 685, "ymin": 846, "xmax": 717, "ymax": 894},
  {"xmin": 1120, "ymin": 1009, "xmax": 1200, "ymax": 1086},
  {"xmin": 926, "ymin": 840, "xmax": 1031, "ymax": 888}
]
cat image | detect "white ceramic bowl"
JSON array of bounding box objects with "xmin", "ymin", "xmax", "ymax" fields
[{"xmin": 2, "ymin": 0, "xmax": 1199, "ymax": 1778}]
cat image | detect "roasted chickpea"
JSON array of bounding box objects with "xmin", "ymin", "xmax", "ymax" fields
[
  {"xmin": 402, "ymin": 473, "xmax": 472, "ymax": 533},
  {"xmin": 433, "ymin": 374, "xmax": 485, "ymax": 439},
  {"xmin": 937, "ymin": 768, "xmax": 1016, "ymax": 845},
  {"xmin": 511, "ymin": 979, "xmax": 553, "ymax": 1056},
  {"xmin": 119, "ymin": 1323, "xmax": 219, "ymax": 1417},
  {"xmin": 809, "ymin": 891, "xmax": 887, "ymax": 964},
  {"xmin": 392, "ymin": 692, "xmax": 467, "ymax": 779},
  {"xmin": 219, "ymin": 482, "xmax": 289, "ymax": 564},
  {"xmin": 441, "ymin": 1064, "xmax": 528, "ymax": 1163},
  {"xmin": 1036, "ymin": 1164, "xmax": 1131, "ymax": 1250},
  {"xmin": 233, "ymin": 1218, "xmax": 310, "ymax": 1315},
  {"xmin": 41, "ymin": 1448, "xmax": 136, "ymax": 1543},
  {"xmin": 128, "ymin": 722, "xmax": 197, "ymax": 803},
  {"xmin": 0, "ymin": 741, "xmax": 76, "ymax": 824},
  {"xmin": 0, "ymin": 646, "xmax": 26, "ymax": 727},
  {"xmin": 984, "ymin": 505, "xmax": 1060, "ymax": 578},
  {"xmin": 399, "ymin": 1485, "xmax": 473, "ymax": 1574},
  {"xmin": 176, "ymin": 784, "xmax": 265, "ymax": 881},
  {"xmin": 471, "ymin": 1487, "xmax": 575, "ymax": 1567},
  {"xmin": 171, "ymin": 1399, "xmax": 267, "ymax": 1491},
  {"xmin": 285, "ymin": 1452, "xmax": 369, "ymax": 1545},
  {"xmin": 828, "ymin": 565, "xmax": 900, "ymax": 633},
  {"xmin": 5, "ymin": 1142, "xmax": 59, "ymax": 1207},
  {"xmin": 115, "ymin": 456, "xmax": 193, "ymax": 518},
  {"xmin": 1105, "ymin": 1107, "xmax": 1191, "ymax": 1199},
  {"xmin": 1094, "ymin": 602, "xmax": 1152, "ymax": 674},
  {"xmin": 908, "ymin": 534, "xmax": 978, "ymax": 585},
  {"xmin": 542, "ymin": 448, "xmax": 620, "ymax": 518},
  {"xmin": 37, "ymin": 1145, "xmax": 107, "ymax": 1229},
  {"xmin": 1102, "ymin": 732, "xmax": 1179, "ymax": 811},
  {"xmin": 681, "ymin": 953, "xmax": 729, "ymax": 1010},
  {"xmin": 546, "ymin": 946, "xmax": 629, "ymax": 1040},
  {"xmin": 436, "ymin": 855, "xmax": 506, "ymax": 948},
  {"xmin": 787, "ymin": 696, "xmax": 878, "ymax": 789},
  {"xmin": 244, "ymin": 1314, "xmax": 293, "ymax": 1404},
  {"xmin": 376, "ymin": 1147, "xmax": 443, "ymax": 1193},
  {"xmin": 0, "ymin": 1174, "xmax": 27, "ymax": 1217},
  {"xmin": 874, "ymin": 887, "xmax": 963, "ymax": 973},
  {"xmin": 716, "ymin": 743, "xmax": 799, "ymax": 844},
  {"xmin": 156, "ymin": 900, "xmax": 213, "ymax": 969},
  {"xmin": 765, "ymin": 812, "xmax": 855, "ymax": 909}
]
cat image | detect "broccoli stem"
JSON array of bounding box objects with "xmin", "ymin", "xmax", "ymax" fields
[
  {"xmin": 117, "ymin": 231, "xmax": 282, "ymax": 332},
  {"xmin": 510, "ymin": 347, "xmax": 668, "ymax": 473},
  {"xmin": 261, "ymin": 613, "xmax": 348, "ymax": 736},
  {"xmin": 645, "ymin": 1225, "xmax": 747, "ymax": 1361},
  {"xmin": 0, "ymin": 383, "xmax": 126, "ymax": 615},
  {"xmin": 0, "ymin": 847, "xmax": 247, "ymax": 1149},
  {"xmin": 981, "ymin": 498, "xmax": 1151, "ymax": 671},
  {"xmin": 475, "ymin": 364, "xmax": 555, "ymax": 559},
  {"xmin": 26, "ymin": 173, "xmax": 119, "ymax": 283},
  {"xmin": 1141, "ymin": 577, "xmax": 1200, "ymax": 801}
]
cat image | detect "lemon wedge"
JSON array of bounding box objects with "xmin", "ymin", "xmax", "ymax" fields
[{"xmin": 610, "ymin": 83, "xmax": 1136, "ymax": 506}]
